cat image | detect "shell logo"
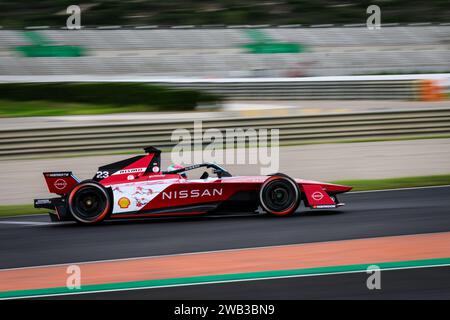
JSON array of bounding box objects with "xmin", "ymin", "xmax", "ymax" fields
[{"xmin": 118, "ymin": 197, "xmax": 131, "ymax": 209}]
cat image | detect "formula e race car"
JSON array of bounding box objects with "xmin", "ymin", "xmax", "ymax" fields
[{"xmin": 34, "ymin": 147, "xmax": 352, "ymax": 224}]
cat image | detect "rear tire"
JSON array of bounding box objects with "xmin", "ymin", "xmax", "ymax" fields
[
  {"xmin": 68, "ymin": 181, "xmax": 111, "ymax": 224},
  {"xmin": 259, "ymin": 174, "xmax": 301, "ymax": 216}
]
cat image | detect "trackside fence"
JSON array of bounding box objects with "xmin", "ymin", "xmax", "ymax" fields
[{"xmin": 1, "ymin": 108, "xmax": 450, "ymax": 159}]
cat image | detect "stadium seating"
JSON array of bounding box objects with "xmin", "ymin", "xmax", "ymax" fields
[{"xmin": 0, "ymin": 26, "xmax": 448, "ymax": 77}]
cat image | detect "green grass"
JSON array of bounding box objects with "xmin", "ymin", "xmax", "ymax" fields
[
  {"xmin": 0, "ymin": 100, "xmax": 162, "ymax": 117},
  {"xmin": 1, "ymin": 174, "xmax": 450, "ymax": 218},
  {"xmin": 334, "ymin": 174, "xmax": 450, "ymax": 191},
  {"xmin": 0, "ymin": 82, "xmax": 221, "ymax": 117},
  {"xmin": 0, "ymin": 204, "xmax": 47, "ymax": 217}
]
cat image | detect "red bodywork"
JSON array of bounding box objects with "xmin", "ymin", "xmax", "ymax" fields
[{"xmin": 35, "ymin": 147, "xmax": 352, "ymax": 222}]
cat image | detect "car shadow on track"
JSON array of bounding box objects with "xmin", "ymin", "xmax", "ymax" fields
[
  {"xmin": 44, "ymin": 208, "xmax": 348, "ymax": 228},
  {"xmin": 305, "ymin": 209, "xmax": 347, "ymax": 217}
]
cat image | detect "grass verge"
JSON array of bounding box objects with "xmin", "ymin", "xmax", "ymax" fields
[
  {"xmin": 1, "ymin": 174, "xmax": 450, "ymax": 218},
  {"xmin": 0, "ymin": 205, "xmax": 47, "ymax": 218},
  {"xmin": 0, "ymin": 100, "xmax": 163, "ymax": 117},
  {"xmin": 333, "ymin": 174, "xmax": 450, "ymax": 191},
  {"xmin": 0, "ymin": 82, "xmax": 221, "ymax": 117}
]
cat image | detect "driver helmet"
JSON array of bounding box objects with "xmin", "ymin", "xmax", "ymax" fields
[{"xmin": 167, "ymin": 164, "xmax": 187, "ymax": 179}]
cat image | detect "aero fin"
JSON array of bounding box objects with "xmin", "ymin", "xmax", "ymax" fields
[
  {"xmin": 43, "ymin": 172, "xmax": 79, "ymax": 195},
  {"xmin": 303, "ymin": 184, "xmax": 336, "ymax": 208},
  {"xmin": 93, "ymin": 146, "xmax": 162, "ymax": 184}
]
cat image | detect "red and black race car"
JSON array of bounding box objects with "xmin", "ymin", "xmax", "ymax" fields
[{"xmin": 34, "ymin": 147, "xmax": 352, "ymax": 224}]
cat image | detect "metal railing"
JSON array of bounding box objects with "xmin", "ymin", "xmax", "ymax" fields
[
  {"xmin": 1, "ymin": 108, "xmax": 450, "ymax": 159},
  {"xmin": 158, "ymin": 80, "xmax": 421, "ymax": 100}
]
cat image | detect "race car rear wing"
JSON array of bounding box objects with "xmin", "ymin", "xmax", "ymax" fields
[{"xmin": 43, "ymin": 171, "xmax": 79, "ymax": 195}]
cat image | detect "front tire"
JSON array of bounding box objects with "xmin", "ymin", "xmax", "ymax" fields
[
  {"xmin": 68, "ymin": 181, "xmax": 111, "ymax": 224},
  {"xmin": 259, "ymin": 174, "xmax": 301, "ymax": 216}
]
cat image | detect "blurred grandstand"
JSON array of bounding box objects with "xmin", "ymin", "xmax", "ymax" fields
[
  {"xmin": 0, "ymin": 26, "xmax": 449, "ymax": 78},
  {"xmin": 0, "ymin": 1, "xmax": 449, "ymax": 103}
]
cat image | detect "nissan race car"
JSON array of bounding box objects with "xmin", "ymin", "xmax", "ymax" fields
[{"xmin": 34, "ymin": 146, "xmax": 352, "ymax": 224}]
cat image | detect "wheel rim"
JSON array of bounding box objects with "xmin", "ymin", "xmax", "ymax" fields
[
  {"xmin": 69, "ymin": 183, "xmax": 109, "ymax": 223},
  {"xmin": 260, "ymin": 177, "xmax": 299, "ymax": 215}
]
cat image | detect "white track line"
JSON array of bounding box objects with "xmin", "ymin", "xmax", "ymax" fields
[
  {"xmin": 0, "ymin": 221, "xmax": 54, "ymax": 226},
  {"xmin": 0, "ymin": 213, "xmax": 48, "ymax": 219}
]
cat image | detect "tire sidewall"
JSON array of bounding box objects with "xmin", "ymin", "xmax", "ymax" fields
[
  {"xmin": 260, "ymin": 175, "xmax": 301, "ymax": 216},
  {"xmin": 68, "ymin": 181, "xmax": 111, "ymax": 224}
]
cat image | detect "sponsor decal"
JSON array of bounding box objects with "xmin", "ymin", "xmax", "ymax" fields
[
  {"xmin": 314, "ymin": 205, "xmax": 336, "ymax": 209},
  {"xmin": 127, "ymin": 175, "xmax": 135, "ymax": 181},
  {"xmin": 54, "ymin": 179, "xmax": 68, "ymax": 190},
  {"xmin": 134, "ymin": 186, "xmax": 153, "ymax": 195},
  {"xmin": 112, "ymin": 186, "xmax": 123, "ymax": 193},
  {"xmin": 152, "ymin": 166, "xmax": 160, "ymax": 173},
  {"xmin": 45, "ymin": 172, "xmax": 71, "ymax": 177},
  {"xmin": 35, "ymin": 199, "xmax": 51, "ymax": 205},
  {"xmin": 162, "ymin": 188, "xmax": 223, "ymax": 200},
  {"xmin": 111, "ymin": 182, "xmax": 172, "ymax": 213},
  {"xmin": 113, "ymin": 168, "xmax": 146, "ymax": 175},
  {"xmin": 312, "ymin": 191, "xmax": 324, "ymax": 201},
  {"xmin": 118, "ymin": 197, "xmax": 131, "ymax": 209}
]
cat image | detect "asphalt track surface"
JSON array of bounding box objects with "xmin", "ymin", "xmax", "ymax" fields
[{"xmin": 1, "ymin": 186, "xmax": 450, "ymax": 299}]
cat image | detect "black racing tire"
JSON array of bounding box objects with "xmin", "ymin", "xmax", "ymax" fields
[
  {"xmin": 68, "ymin": 181, "xmax": 111, "ymax": 224},
  {"xmin": 259, "ymin": 174, "xmax": 301, "ymax": 216}
]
